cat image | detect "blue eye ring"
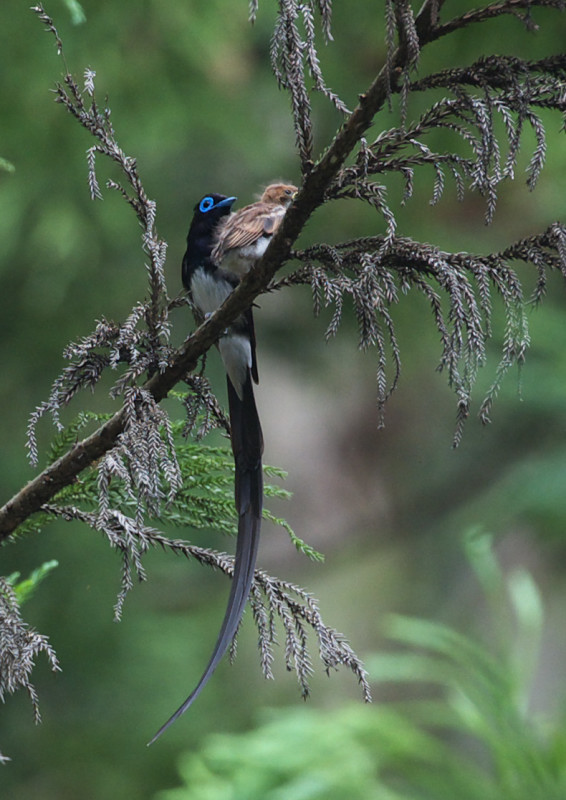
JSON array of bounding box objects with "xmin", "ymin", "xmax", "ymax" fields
[{"xmin": 199, "ymin": 196, "xmax": 215, "ymax": 213}]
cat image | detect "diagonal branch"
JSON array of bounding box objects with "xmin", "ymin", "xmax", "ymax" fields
[
  {"xmin": 0, "ymin": 0, "xmax": 551, "ymax": 542},
  {"xmin": 430, "ymin": 0, "xmax": 564, "ymax": 41}
]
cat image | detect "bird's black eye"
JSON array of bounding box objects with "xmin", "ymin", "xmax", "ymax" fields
[{"xmin": 199, "ymin": 196, "xmax": 215, "ymax": 213}]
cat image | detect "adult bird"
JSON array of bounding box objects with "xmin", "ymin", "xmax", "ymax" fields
[{"xmin": 149, "ymin": 185, "xmax": 296, "ymax": 743}]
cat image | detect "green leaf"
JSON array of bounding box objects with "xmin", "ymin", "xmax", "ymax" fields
[
  {"xmin": 6, "ymin": 560, "xmax": 59, "ymax": 605},
  {"xmin": 262, "ymin": 508, "xmax": 325, "ymax": 562},
  {"xmin": 62, "ymin": 0, "xmax": 87, "ymax": 25},
  {"xmin": 0, "ymin": 156, "xmax": 15, "ymax": 173}
]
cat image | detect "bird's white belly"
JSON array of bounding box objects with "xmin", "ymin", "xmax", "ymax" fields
[
  {"xmin": 191, "ymin": 267, "xmax": 232, "ymax": 315},
  {"xmin": 219, "ymin": 334, "xmax": 252, "ymax": 399}
]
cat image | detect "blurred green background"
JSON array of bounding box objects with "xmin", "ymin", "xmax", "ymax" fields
[{"xmin": 1, "ymin": 0, "xmax": 566, "ymax": 797}]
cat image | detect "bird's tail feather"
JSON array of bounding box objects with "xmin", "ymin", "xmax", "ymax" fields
[{"xmin": 148, "ymin": 374, "xmax": 263, "ymax": 745}]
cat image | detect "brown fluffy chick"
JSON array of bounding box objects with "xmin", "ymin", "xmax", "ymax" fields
[{"xmin": 211, "ymin": 183, "xmax": 297, "ymax": 275}]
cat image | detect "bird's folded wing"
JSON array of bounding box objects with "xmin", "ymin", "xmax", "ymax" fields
[{"xmin": 212, "ymin": 203, "xmax": 285, "ymax": 260}]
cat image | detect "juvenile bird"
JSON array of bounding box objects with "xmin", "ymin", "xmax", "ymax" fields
[
  {"xmin": 211, "ymin": 182, "xmax": 297, "ymax": 275},
  {"xmin": 149, "ymin": 191, "xmax": 263, "ymax": 744}
]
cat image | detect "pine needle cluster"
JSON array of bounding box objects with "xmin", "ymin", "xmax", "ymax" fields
[
  {"xmin": 267, "ymin": 0, "xmax": 566, "ymax": 438},
  {"xmin": 0, "ymin": 575, "xmax": 60, "ymax": 753}
]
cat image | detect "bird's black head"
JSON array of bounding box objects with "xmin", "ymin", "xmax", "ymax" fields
[
  {"xmin": 183, "ymin": 194, "xmax": 237, "ymax": 283},
  {"xmin": 193, "ymin": 193, "xmax": 237, "ymax": 224}
]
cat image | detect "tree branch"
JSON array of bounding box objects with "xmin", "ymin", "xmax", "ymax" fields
[
  {"xmin": 0, "ymin": 0, "xmax": 561, "ymax": 541},
  {"xmin": 430, "ymin": 0, "xmax": 564, "ymax": 41}
]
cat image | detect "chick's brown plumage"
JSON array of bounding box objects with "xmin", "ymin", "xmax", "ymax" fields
[{"xmin": 211, "ymin": 183, "xmax": 297, "ymax": 275}]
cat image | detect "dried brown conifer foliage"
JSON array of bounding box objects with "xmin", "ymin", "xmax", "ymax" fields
[
  {"xmin": 0, "ymin": 578, "xmax": 60, "ymax": 744},
  {"xmin": 1, "ymin": 0, "xmax": 565, "ymax": 738}
]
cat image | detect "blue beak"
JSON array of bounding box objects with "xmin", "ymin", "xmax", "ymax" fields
[{"xmin": 216, "ymin": 196, "xmax": 237, "ymax": 209}]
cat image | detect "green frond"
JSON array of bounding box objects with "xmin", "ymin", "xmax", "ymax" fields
[
  {"xmin": 21, "ymin": 411, "xmax": 310, "ymax": 558},
  {"xmin": 262, "ymin": 509, "xmax": 325, "ymax": 562},
  {"xmin": 0, "ymin": 156, "xmax": 15, "ymax": 173},
  {"xmin": 5, "ymin": 561, "xmax": 59, "ymax": 606}
]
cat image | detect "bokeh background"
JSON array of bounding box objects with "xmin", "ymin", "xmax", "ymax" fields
[{"xmin": 1, "ymin": 0, "xmax": 566, "ymax": 797}]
